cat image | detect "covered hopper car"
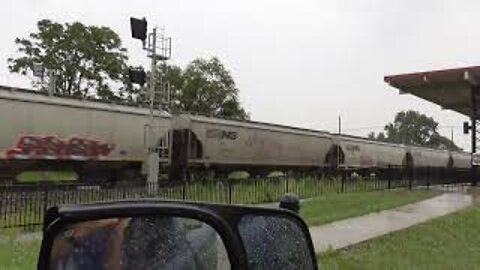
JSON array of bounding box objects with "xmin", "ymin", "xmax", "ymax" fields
[
  {"xmin": 169, "ymin": 115, "xmax": 471, "ymax": 179},
  {"xmin": 0, "ymin": 85, "xmax": 471, "ymax": 185},
  {"xmin": 169, "ymin": 114, "xmax": 337, "ymax": 178},
  {"xmin": 0, "ymin": 85, "xmax": 170, "ymax": 184}
]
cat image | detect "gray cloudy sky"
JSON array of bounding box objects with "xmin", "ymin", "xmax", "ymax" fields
[{"xmin": 2, "ymin": 0, "xmax": 478, "ymax": 150}]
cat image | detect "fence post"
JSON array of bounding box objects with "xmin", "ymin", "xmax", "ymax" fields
[
  {"xmin": 425, "ymin": 167, "xmax": 429, "ymax": 190},
  {"xmin": 182, "ymin": 182, "xmax": 186, "ymax": 200},
  {"xmin": 285, "ymin": 174, "xmax": 289, "ymax": 194},
  {"xmin": 43, "ymin": 183, "xmax": 49, "ymax": 213},
  {"xmin": 122, "ymin": 185, "xmax": 127, "ymax": 199},
  {"xmin": 425, "ymin": 167, "xmax": 430, "ymax": 190},
  {"xmin": 408, "ymin": 167, "xmax": 413, "ymax": 190},
  {"xmin": 387, "ymin": 165, "xmax": 391, "ymax": 190},
  {"xmin": 228, "ymin": 180, "xmax": 233, "ymax": 204},
  {"xmin": 450, "ymin": 166, "xmax": 454, "ymax": 186},
  {"xmin": 441, "ymin": 166, "xmax": 446, "ymax": 186},
  {"xmin": 452, "ymin": 167, "xmax": 457, "ymax": 187},
  {"xmin": 341, "ymin": 169, "xmax": 346, "ymax": 193}
]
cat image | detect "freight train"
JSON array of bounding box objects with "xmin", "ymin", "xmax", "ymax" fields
[{"xmin": 0, "ymin": 85, "xmax": 471, "ymax": 184}]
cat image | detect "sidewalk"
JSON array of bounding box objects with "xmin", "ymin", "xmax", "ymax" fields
[{"xmin": 309, "ymin": 192, "xmax": 475, "ymax": 252}]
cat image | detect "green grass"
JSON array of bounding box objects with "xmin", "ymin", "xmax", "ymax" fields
[
  {"xmin": 0, "ymin": 177, "xmax": 418, "ymax": 228},
  {"xmin": 0, "ymin": 228, "xmax": 41, "ymax": 270},
  {"xmin": 0, "ymin": 189, "xmax": 440, "ymax": 268},
  {"xmin": 301, "ymin": 190, "xmax": 439, "ymax": 226},
  {"xmin": 16, "ymin": 171, "xmax": 78, "ymax": 183},
  {"xmin": 319, "ymin": 205, "xmax": 480, "ymax": 270}
]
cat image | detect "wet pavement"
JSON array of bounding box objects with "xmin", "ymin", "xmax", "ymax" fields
[{"xmin": 309, "ymin": 190, "xmax": 478, "ymax": 253}]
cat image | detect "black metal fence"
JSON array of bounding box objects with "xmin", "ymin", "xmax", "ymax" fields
[{"xmin": 0, "ymin": 166, "xmax": 472, "ymax": 229}]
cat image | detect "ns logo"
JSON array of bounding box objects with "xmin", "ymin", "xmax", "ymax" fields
[{"xmin": 206, "ymin": 129, "xmax": 238, "ymax": 140}]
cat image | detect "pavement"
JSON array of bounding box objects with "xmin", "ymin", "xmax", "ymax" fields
[{"xmin": 309, "ymin": 191, "xmax": 477, "ymax": 252}]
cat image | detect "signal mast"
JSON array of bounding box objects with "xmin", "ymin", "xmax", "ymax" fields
[{"xmin": 129, "ymin": 17, "xmax": 172, "ymax": 185}]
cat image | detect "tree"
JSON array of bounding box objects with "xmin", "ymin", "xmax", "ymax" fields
[
  {"xmin": 429, "ymin": 135, "xmax": 460, "ymax": 151},
  {"xmin": 132, "ymin": 57, "xmax": 249, "ymax": 120},
  {"xmin": 369, "ymin": 110, "xmax": 461, "ymax": 151},
  {"xmin": 368, "ymin": 131, "xmax": 386, "ymax": 142},
  {"xmin": 384, "ymin": 111, "xmax": 438, "ymax": 146},
  {"xmin": 175, "ymin": 57, "xmax": 248, "ymax": 119},
  {"xmin": 8, "ymin": 19, "xmax": 128, "ymax": 100},
  {"xmin": 376, "ymin": 132, "xmax": 387, "ymax": 142}
]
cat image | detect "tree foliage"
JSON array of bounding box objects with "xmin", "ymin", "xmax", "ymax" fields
[
  {"xmin": 369, "ymin": 110, "xmax": 461, "ymax": 151},
  {"xmin": 133, "ymin": 57, "xmax": 249, "ymax": 120},
  {"xmin": 8, "ymin": 19, "xmax": 128, "ymax": 100},
  {"xmin": 173, "ymin": 57, "xmax": 248, "ymax": 119},
  {"xmin": 8, "ymin": 20, "xmax": 248, "ymax": 119}
]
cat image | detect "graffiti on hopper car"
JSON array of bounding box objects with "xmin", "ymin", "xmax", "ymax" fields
[{"xmin": 5, "ymin": 135, "xmax": 115, "ymax": 160}]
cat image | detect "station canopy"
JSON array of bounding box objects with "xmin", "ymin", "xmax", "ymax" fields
[{"xmin": 384, "ymin": 66, "xmax": 480, "ymax": 118}]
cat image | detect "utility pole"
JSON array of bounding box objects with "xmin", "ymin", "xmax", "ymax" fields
[
  {"xmin": 338, "ymin": 115, "xmax": 342, "ymax": 135},
  {"xmin": 337, "ymin": 115, "xmax": 342, "ymax": 169}
]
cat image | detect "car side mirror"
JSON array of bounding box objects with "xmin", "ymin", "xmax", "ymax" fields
[{"xmin": 38, "ymin": 200, "xmax": 318, "ymax": 270}]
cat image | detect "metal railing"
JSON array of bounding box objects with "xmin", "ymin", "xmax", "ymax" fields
[{"xmin": 0, "ymin": 166, "xmax": 472, "ymax": 229}]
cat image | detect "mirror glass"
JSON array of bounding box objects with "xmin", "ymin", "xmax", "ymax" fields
[
  {"xmin": 238, "ymin": 214, "xmax": 315, "ymax": 270},
  {"xmin": 50, "ymin": 216, "xmax": 230, "ymax": 270}
]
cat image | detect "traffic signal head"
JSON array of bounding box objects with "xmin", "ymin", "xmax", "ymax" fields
[
  {"xmin": 129, "ymin": 68, "xmax": 146, "ymax": 86},
  {"xmin": 463, "ymin": 121, "xmax": 470, "ymax": 134},
  {"xmin": 130, "ymin": 17, "xmax": 147, "ymax": 41}
]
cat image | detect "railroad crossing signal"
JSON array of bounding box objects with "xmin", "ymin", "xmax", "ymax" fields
[
  {"xmin": 129, "ymin": 16, "xmax": 173, "ymax": 184},
  {"xmin": 130, "ymin": 17, "xmax": 147, "ymax": 42},
  {"xmin": 128, "ymin": 68, "xmax": 146, "ymax": 86},
  {"xmin": 464, "ymin": 121, "xmax": 471, "ymax": 134}
]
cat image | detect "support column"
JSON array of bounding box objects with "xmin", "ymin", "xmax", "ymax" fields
[{"xmin": 470, "ymin": 85, "xmax": 480, "ymax": 186}]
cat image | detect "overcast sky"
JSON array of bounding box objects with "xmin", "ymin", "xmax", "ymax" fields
[{"xmin": 2, "ymin": 0, "xmax": 478, "ymax": 150}]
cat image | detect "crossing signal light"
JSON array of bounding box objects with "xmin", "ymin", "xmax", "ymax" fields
[
  {"xmin": 129, "ymin": 69, "xmax": 146, "ymax": 86},
  {"xmin": 130, "ymin": 17, "xmax": 147, "ymax": 41},
  {"xmin": 463, "ymin": 121, "xmax": 470, "ymax": 134}
]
